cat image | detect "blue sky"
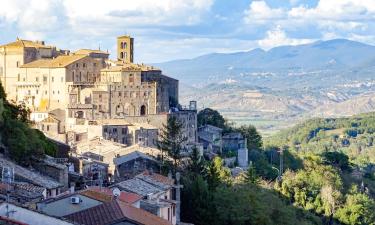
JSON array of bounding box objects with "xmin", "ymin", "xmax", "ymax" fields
[{"xmin": 0, "ymin": 0, "xmax": 374, "ymax": 63}]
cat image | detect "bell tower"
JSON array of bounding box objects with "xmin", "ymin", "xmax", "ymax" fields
[{"xmin": 117, "ymin": 35, "xmax": 134, "ymax": 63}]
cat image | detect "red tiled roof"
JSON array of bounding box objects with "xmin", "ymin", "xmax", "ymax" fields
[
  {"xmin": 65, "ymin": 200, "xmax": 170, "ymax": 225},
  {"xmin": 84, "ymin": 187, "xmax": 142, "ymax": 204},
  {"xmin": 141, "ymin": 170, "xmax": 175, "ymax": 186},
  {"xmin": 0, "ymin": 216, "xmax": 29, "ymax": 225},
  {"xmin": 80, "ymin": 189, "xmax": 113, "ymax": 203},
  {"xmin": 118, "ymin": 201, "xmax": 171, "ymax": 225}
]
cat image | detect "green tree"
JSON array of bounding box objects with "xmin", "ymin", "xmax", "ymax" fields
[
  {"xmin": 245, "ymin": 162, "xmax": 259, "ymax": 184},
  {"xmin": 235, "ymin": 125, "xmax": 262, "ymax": 150},
  {"xmin": 181, "ymin": 175, "xmax": 216, "ymax": 225},
  {"xmin": 157, "ymin": 116, "xmax": 187, "ymax": 174},
  {"xmin": 321, "ymin": 151, "xmax": 350, "ymax": 171},
  {"xmin": 0, "ymin": 82, "xmax": 56, "ymax": 165},
  {"xmin": 187, "ymin": 145, "xmax": 206, "ymax": 175},
  {"xmin": 335, "ymin": 186, "xmax": 375, "ymax": 225},
  {"xmin": 206, "ymin": 157, "xmax": 231, "ymax": 190},
  {"xmin": 197, "ymin": 108, "xmax": 226, "ymax": 129}
]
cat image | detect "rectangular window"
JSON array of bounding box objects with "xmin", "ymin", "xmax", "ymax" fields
[
  {"xmin": 122, "ymin": 128, "xmax": 127, "ymax": 134},
  {"xmin": 43, "ymin": 75, "xmax": 47, "ymax": 84},
  {"xmin": 51, "ymin": 77, "xmax": 54, "ymax": 82},
  {"xmin": 16, "ymin": 61, "xmax": 20, "ymax": 67},
  {"xmin": 36, "ymin": 77, "xmax": 39, "ymax": 82},
  {"xmin": 47, "ymin": 125, "xmax": 50, "ymax": 131},
  {"xmin": 17, "ymin": 74, "xmax": 20, "ymax": 82},
  {"xmin": 61, "ymin": 77, "xmax": 64, "ymax": 82}
]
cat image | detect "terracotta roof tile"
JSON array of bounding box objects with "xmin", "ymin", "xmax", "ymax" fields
[
  {"xmin": 83, "ymin": 187, "xmax": 142, "ymax": 204},
  {"xmin": 80, "ymin": 189, "xmax": 113, "ymax": 203},
  {"xmin": 140, "ymin": 170, "xmax": 175, "ymax": 186},
  {"xmin": 65, "ymin": 200, "xmax": 170, "ymax": 225},
  {"xmin": 75, "ymin": 49, "xmax": 109, "ymax": 55},
  {"xmin": 0, "ymin": 216, "xmax": 29, "ymax": 225},
  {"xmin": 21, "ymin": 55, "xmax": 87, "ymax": 68},
  {"xmin": 0, "ymin": 39, "xmax": 53, "ymax": 49}
]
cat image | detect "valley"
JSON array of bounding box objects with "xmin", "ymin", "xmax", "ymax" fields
[{"xmin": 157, "ymin": 39, "xmax": 375, "ymax": 134}]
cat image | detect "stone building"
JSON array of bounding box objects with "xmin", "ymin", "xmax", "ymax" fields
[
  {"xmin": 68, "ymin": 63, "xmax": 178, "ymax": 120},
  {"xmin": 198, "ymin": 124, "xmax": 223, "ymax": 153},
  {"xmin": 0, "ymin": 38, "xmax": 64, "ymax": 101},
  {"xmin": 222, "ymin": 132, "xmax": 247, "ymax": 153},
  {"xmin": 18, "ymin": 54, "xmax": 105, "ymax": 112},
  {"xmin": 113, "ymin": 151, "xmax": 160, "ymax": 180}
]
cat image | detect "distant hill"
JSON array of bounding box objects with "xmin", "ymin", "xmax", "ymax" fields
[
  {"xmin": 157, "ymin": 39, "xmax": 375, "ymax": 85},
  {"xmin": 156, "ymin": 39, "xmax": 375, "ymax": 132},
  {"xmin": 311, "ymin": 92, "xmax": 375, "ymax": 118}
]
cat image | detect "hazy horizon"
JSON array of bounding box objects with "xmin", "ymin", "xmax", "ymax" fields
[{"xmin": 1, "ymin": 0, "xmax": 374, "ymax": 63}]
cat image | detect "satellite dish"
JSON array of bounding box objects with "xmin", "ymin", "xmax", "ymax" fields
[{"xmin": 112, "ymin": 187, "xmax": 121, "ymax": 197}]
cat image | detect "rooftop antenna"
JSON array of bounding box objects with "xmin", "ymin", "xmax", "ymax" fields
[{"xmin": 98, "ymin": 43, "xmax": 101, "ymax": 51}]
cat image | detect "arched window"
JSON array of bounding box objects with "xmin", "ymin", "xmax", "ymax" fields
[{"xmin": 140, "ymin": 105, "xmax": 146, "ymax": 116}]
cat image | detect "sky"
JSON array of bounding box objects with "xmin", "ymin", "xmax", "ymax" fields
[{"xmin": 0, "ymin": 0, "xmax": 374, "ymax": 63}]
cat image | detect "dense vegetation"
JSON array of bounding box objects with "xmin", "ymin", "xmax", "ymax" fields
[
  {"xmin": 0, "ymin": 82, "xmax": 56, "ymax": 165},
  {"xmin": 181, "ymin": 148, "xmax": 322, "ymax": 225},
  {"xmin": 184, "ymin": 108, "xmax": 375, "ymax": 225}
]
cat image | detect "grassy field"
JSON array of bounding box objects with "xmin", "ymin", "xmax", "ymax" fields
[{"xmin": 225, "ymin": 116, "xmax": 297, "ymax": 137}]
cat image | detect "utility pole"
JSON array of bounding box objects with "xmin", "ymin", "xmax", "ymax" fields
[{"xmin": 278, "ymin": 147, "xmax": 284, "ymax": 181}]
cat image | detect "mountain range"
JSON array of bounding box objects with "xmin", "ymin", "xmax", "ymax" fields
[{"xmin": 155, "ymin": 39, "xmax": 375, "ymax": 134}]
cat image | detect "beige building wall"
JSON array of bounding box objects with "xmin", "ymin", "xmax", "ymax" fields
[
  {"xmin": 0, "ymin": 46, "xmax": 26, "ymax": 100},
  {"xmin": 0, "ymin": 40, "xmax": 59, "ymax": 101},
  {"xmin": 17, "ymin": 56, "xmax": 104, "ymax": 112}
]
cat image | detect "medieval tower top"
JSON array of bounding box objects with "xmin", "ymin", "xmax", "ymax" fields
[{"xmin": 117, "ymin": 35, "xmax": 134, "ymax": 63}]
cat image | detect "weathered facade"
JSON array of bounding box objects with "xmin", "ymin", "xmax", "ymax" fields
[
  {"xmin": 18, "ymin": 54, "xmax": 105, "ymax": 111},
  {"xmin": 68, "ymin": 64, "xmax": 178, "ymax": 120},
  {"xmin": 0, "ymin": 39, "xmax": 63, "ymax": 101}
]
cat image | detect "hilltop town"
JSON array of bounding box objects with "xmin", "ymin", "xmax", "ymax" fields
[{"xmin": 0, "ymin": 36, "xmax": 250, "ymax": 225}]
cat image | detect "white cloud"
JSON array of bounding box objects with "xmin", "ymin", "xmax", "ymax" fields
[
  {"xmin": 0, "ymin": 0, "xmax": 64, "ymax": 39},
  {"xmin": 258, "ymin": 25, "xmax": 314, "ymax": 49},
  {"xmin": 244, "ymin": 1, "xmax": 285, "ymax": 24},
  {"xmin": 63, "ymin": 0, "xmax": 213, "ymax": 28},
  {"xmin": 244, "ymin": 0, "xmax": 375, "ymax": 47}
]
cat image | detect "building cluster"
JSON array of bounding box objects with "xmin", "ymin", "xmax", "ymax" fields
[
  {"xmin": 0, "ymin": 35, "xmax": 249, "ymax": 225},
  {"xmin": 0, "ymin": 36, "xmax": 197, "ymax": 150},
  {"xmin": 198, "ymin": 124, "xmax": 249, "ymax": 170}
]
